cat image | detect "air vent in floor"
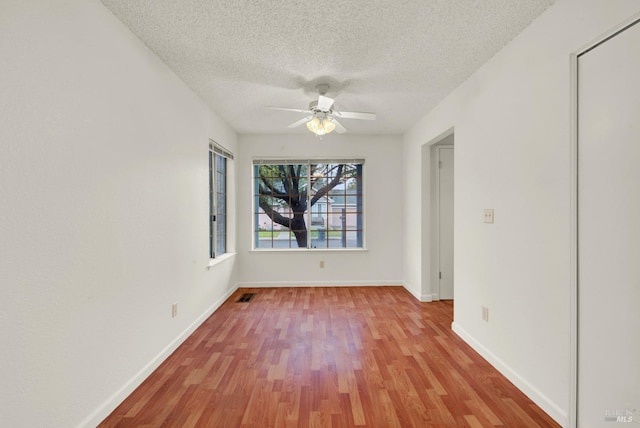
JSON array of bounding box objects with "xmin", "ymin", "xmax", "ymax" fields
[{"xmin": 237, "ymin": 293, "xmax": 256, "ymax": 303}]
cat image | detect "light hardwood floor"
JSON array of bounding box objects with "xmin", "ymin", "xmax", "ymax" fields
[{"xmin": 99, "ymin": 287, "xmax": 560, "ymax": 427}]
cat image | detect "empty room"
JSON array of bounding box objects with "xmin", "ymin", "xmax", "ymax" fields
[{"xmin": 1, "ymin": 0, "xmax": 639, "ymax": 427}]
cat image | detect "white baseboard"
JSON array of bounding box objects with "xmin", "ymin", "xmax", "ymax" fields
[
  {"xmin": 237, "ymin": 280, "xmax": 403, "ymax": 288},
  {"xmin": 420, "ymin": 293, "xmax": 433, "ymax": 302},
  {"xmin": 401, "ymin": 282, "xmax": 433, "ymax": 302},
  {"xmin": 79, "ymin": 285, "xmax": 238, "ymax": 428},
  {"xmin": 451, "ymin": 322, "xmax": 567, "ymax": 427},
  {"xmin": 401, "ymin": 282, "xmax": 419, "ymax": 300}
]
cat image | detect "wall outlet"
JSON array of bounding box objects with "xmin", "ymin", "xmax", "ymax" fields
[
  {"xmin": 172, "ymin": 303, "xmax": 177, "ymax": 318},
  {"xmin": 319, "ymin": 260, "xmax": 325, "ymax": 268},
  {"xmin": 484, "ymin": 209, "xmax": 494, "ymax": 223},
  {"xmin": 482, "ymin": 306, "xmax": 489, "ymax": 322}
]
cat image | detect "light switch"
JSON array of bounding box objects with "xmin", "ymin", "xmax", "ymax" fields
[{"xmin": 484, "ymin": 209, "xmax": 494, "ymax": 224}]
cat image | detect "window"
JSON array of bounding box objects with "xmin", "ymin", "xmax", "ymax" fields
[
  {"xmin": 253, "ymin": 159, "xmax": 364, "ymax": 249},
  {"xmin": 209, "ymin": 141, "xmax": 233, "ymax": 258}
]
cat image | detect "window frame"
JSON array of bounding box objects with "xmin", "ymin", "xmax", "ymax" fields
[
  {"xmin": 252, "ymin": 158, "xmax": 365, "ymax": 251},
  {"xmin": 209, "ymin": 140, "xmax": 233, "ymax": 259}
]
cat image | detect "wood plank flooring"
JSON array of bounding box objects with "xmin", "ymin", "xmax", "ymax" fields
[{"xmin": 99, "ymin": 287, "xmax": 560, "ymax": 427}]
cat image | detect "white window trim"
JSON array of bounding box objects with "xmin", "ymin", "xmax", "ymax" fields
[
  {"xmin": 209, "ymin": 139, "xmax": 233, "ymax": 259},
  {"xmin": 207, "ymin": 251, "xmax": 237, "ymax": 269},
  {"xmin": 251, "ymin": 158, "xmax": 365, "ymax": 251}
]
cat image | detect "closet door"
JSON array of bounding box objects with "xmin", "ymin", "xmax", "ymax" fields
[{"xmin": 577, "ymin": 20, "xmax": 640, "ymax": 427}]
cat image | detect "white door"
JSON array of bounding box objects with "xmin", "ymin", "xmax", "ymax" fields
[
  {"xmin": 438, "ymin": 146, "xmax": 454, "ymax": 300},
  {"xmin": 578, "ymin": 20, "xmax": 640, "ymax": 427}
]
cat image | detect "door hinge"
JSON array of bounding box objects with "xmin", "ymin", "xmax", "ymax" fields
[
  {"xmin": 439, "ymin": 161, "xmax": 442, "ymax": 168},
  {"xmin": 211, "ymin": 214, "xmax": 216, "ymax": 222},
  {"xmin": 439, "ymin": 272, "xmax": 442, "ymax": 279}
]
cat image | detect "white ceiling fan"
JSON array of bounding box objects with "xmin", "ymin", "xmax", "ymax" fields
[{"xmin": 268, "ymin": 84, "xmax": 376, "ymax": 136}]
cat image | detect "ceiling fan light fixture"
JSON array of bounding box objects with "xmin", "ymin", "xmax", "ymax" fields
[
  {"xmin": 323, "ymin": 118, "xmax": 336, "ymax": 134},
  {"xmin": 306, "ymin": 116, "xmax": 320, "ymax": 133},
  {"xmin": 306, "ymin": 116, "xmax": 335, "ymax": 136}
]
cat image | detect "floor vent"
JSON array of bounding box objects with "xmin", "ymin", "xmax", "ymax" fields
[{"xmin": 237, "ymin": 293, "xmax": 256, "ymax": 303}]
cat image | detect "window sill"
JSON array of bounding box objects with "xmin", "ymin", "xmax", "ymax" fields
[
  {"xmin": 250, "ymin": 248, "xmax": 368, "ymax": 254},
  {"xmin": 207, "ymin": 252, "xmax": 236, "ymax": 269}
]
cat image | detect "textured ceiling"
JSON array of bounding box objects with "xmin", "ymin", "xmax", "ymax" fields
[{"xmin": 100, "ymin": 0, "xmax": 555, "ymax": 135}]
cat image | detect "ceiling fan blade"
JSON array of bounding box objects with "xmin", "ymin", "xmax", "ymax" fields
[
  {"xmin": 332, "ymin": 118, "xmax": 347, "ymax": 134},
  {"xmin": 333, "ymin": 110, "xmax": 376, "ymax": 121},
  {"xmin": 269, "ymin": 106, "xmax": 312, "ymax": 114},
  {"xmin": 317, "ymin": 95, "xmax": 334, "ymax": 111},
  {"xmin": 287, "ymin": 116, "xmax": 313, "ymax": 128}
]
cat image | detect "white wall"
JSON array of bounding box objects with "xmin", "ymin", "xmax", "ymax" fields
[
  {"xmin": 402, "ymin": 0, "xmax": 640, "ymax": 425},
  {"xmin": 237, "ymin": 134, "xmax": 403, "ymax": 288},
  {"xmin": 0, "ymin": 1, "xmax": 238, "ymax": 427}
]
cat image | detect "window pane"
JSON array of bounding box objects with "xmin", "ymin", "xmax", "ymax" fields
[
  {"xmin": 209, "ymin": 152, "xmax": 214, "ymax": 258},
  {"xmin": 255, "ymin": 163, "xmax": 308, "ymax": 249},
  {"xmin": 216, "ymin": 214, "xmax": 225, "ymax": 235},
  {"xmin": 216, "ymin": 155, "xmax": 226, "ymax": 256},
  {"xmin": 211, "ymin": 153, "xmax": 227, "ymax": 258},
  {"xmin": 216, "ymin": 223, "xmax": 226, "ymax": 254}
]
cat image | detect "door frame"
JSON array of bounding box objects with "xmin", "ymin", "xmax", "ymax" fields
[
  {"xmin": 570, "ymin": 13, "xmax": 640, "ymax": 428},
  {"xmin": 435, "ymin": 144, "xmax": 454, "ymax": 301}
]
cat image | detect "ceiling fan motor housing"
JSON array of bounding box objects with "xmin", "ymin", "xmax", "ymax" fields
[{"xmin": 308, "ymin": 100, "xmax": 332, "ymax": 115}]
